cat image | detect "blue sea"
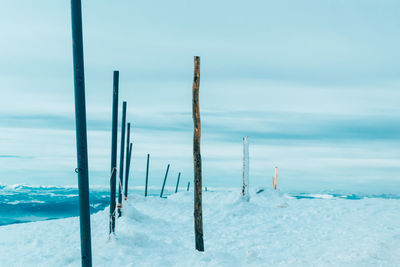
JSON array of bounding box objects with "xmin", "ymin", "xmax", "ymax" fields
[
  {"xmin": 1, "ymin": 185, "xmax": 399, "ymax": 227},
  {"xmin": 0, "ymin": 184, "xmax": 173, "ymax": 226}
]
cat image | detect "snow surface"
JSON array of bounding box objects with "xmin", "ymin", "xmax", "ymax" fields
[{"xmin": 1, "ymin": 189, "xmax": 400, "ymax": 266}]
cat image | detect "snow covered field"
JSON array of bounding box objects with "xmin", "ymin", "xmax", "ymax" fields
[{"xmin": 1, "ymin": 189, "xmax": 400, "ymax": 266}]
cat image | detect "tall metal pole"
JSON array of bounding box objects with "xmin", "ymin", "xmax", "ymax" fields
[
  {"xmin": 175, "ymin": 172, "xmax": 181, "ymax": 193},
  {"xmin": 192, "ymin": 56, "xmax": 204, "ymax": 251},
  {"xmin": 117, "ymin": 101, "xmax": 127, "ymax": 217},
  {"xmin": 160, "ymin": 164, "xmax": 170, "ymax": 198},
  {"xmin": 124, "ymin": 142, "xmax": 133, "ymax": 199},
  {"xmin": 109, "ymin": 70, "xmax": 119, "ymax": 234},
  {"xmin": 123, "ymin": 123, "xmax": 131, "ymax": 199},
  {"xmin": 70, "ymin": 0, "xmax": 92, "ymax": 265},
  {"xmin": 144, "ymin": 154, "xmax": 150, "ymax": 197}
]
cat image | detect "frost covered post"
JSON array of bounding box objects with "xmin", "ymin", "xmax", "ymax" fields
[
  {"xmin": 117, "ymin": 101, "xmax": 127, "ymax": 217},
  {"xmin": 124, "ymin": 142, "xmax": 133, "ymax": 200},
  {"xmin": 109, "ymin": 71, "xmax": 119, "ymax": 234},
  {"xmin": 144, "ymin": 153, "xmax": 150, "ymax": 197},
  {"xmin": 192, "ymin": 56, "xmax": 204, "ymax": 251},
  {"xmin": 242, "ymin": 136, "xmax": 249, "ymax": 201},
  {"xmin": 123, "ymin": 123, "xmax": 131, "ymax": 200},
  {"xmin": 160, "ymin": 164, "xmax": 170, "ymax": 198},
  {"xmin": 175, "ymin": 172, "xmax": 181, "ymax": 193},
  {"xmin": 70, "ymin": 0, "xmax": 92, "ymax": 265}
]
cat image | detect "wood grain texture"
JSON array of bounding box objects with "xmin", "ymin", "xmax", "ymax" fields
[{"xmin": 192, "ymin": 56, "xmax": 204, "ymax": 252}]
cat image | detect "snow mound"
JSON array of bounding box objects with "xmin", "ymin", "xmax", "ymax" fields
[{"xmin": 1, "ymin": 190, "xmax": 400, "ymax": 266}]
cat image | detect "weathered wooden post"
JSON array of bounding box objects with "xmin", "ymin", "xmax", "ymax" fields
[
  {"xmin": 192, "ymin": 56, "xmax": 204, "ymax": 251},
  {"xmin": 109, "ymin": 70, "xmax": 119, "ymax": 234},
  {"xmin": 124, "ymin": 142, "xmax": 133, "ymax": 200},
  {"xmin": 187, "ymin": 181, "xmax": 190, "ymax": 191},
  {"xmin": 70, "ymin": 0, "xmax": 92, "ymax": 265},
  {"xmin": 175, "ymin": 172, "xmax": 181, "ymax": 193},
  {"xmin": 160, "ymin": 164, "xmax": 170, "ymax": 198},
  {"xmin": 117, "ymin": 102, "xmax": 127, "ymax": 217},
  {"xmin": 145, "ymin": 154, "xmax": 150, "ymax": 197},
  {"xmin": 273, "ymin": 167, "xmax": 278, "ymax": 190},
  {"xmin": 242, "ymin": 136, "xmax": 249, "ymax": 201}
]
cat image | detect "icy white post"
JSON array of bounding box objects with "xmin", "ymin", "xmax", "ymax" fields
[
  {"xmin": 273, "ymin": 167, "xmax": 278, "ymax": 190},
  {"xmin": 242, "ymin": 136, "xmax": 249, "ymax": 201}
]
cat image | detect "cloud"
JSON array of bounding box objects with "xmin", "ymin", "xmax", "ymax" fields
[{"xmin": 0, "ymin": 0, "xmax": 399, "ymax": 192}]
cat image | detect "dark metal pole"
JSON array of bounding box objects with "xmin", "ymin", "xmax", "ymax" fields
[
  {"xmin": 123, "ymin": 123, "xmax": 131, "ymax": 199},
  {"xmin": 192, "ymin": 56, "xmax": 204, "ymax": 251},
  {"xmin": 117, "ymin": 101, "xmax": 127, "ymax": 217},
  {"xmin": 109, "ymin": 70, "xmax": 119, "ymax": 234},
  {"xmin": 175, "ymin": 172, "xmax": 181, "ymax": 193},
  {"xmin": 187, "ymin": 181, "xmax": 190, "ymax": 191},
  {"xmin": 160, "ymin": 164, "xmax": 170, "ymax": 198},
  {"xmin": 144, "ymin": 154, "xmax": 150, "ymax": 197},
  {"xmin": 124, "ymin": 142, "xmax": 133, "ymax": 199},
  {"xmin": 70, "ymin": 0, "xmax": 92, "ymax": 265}
]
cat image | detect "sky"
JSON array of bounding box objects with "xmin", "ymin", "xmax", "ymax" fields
[{"xmin": 1, "ymin": 0, "xmax": 400, "ymax": 193}]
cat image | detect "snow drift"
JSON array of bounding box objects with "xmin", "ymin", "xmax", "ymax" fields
[{"xmin": 0, "ymin": 189, "xmax": 399, "ymax": 266}]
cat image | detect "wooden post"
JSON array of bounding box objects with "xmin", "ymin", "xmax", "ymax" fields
[
  {"xmin": 70, "ymin": 0, "xmax": 92, "ymax": 264},
  {"xmin": 145, "ymin": 154, "xmax": 150, "ymax": 197},
  {"xmin": 124, "ymin": 142, "xmax": 133, "ymax": 200},
  {"xmin": 242, "ymin": 136, "xmax": 249, "ymax": 201},
  {"xmin": 187, "ymin": 181, "xmax": 190, "ymax": 191},
  {"xmin": 175, "ymin": 172, "xmax": 181, "ymax": 193},
  {"xmin": 192, "ymin": 56, "xmax": 204, "ymax": 251},
  {"xmin": 273, "ymin": 167, "xmax": 278, "ymax": 190},
  {"xmin": 117, "ymin": 101, "xmax": 127, "ymax": 217},
  {"xmin": 160, "ymin": 164, "xmax": 170, "ymax": 198},
  {"xmin": 109, "ymin": 70, "xmax": 119, "ymax": 234}
]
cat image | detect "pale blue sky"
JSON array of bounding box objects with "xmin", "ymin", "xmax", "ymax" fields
[{"xmin": 1, "ymin": 0, "xmax": 400, "ymax": 193}]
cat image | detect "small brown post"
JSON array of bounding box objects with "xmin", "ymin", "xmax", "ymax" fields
[
  {"xmin": 192, "ymin": 56, "xmax": 204, "ymax": 252},
  {"xmin": 273, "ymin": 167, "xmax": 278, "ymax": 190}
]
